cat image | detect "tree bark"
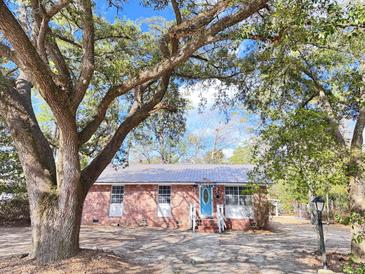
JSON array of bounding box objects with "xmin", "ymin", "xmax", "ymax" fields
[
  {"xmin": 29, "ymin": 189, "xmax": 84, "ymax": 263},
  {"xmin": 349, "ymin": 174, "xmax": 365, "ymax": 261}
]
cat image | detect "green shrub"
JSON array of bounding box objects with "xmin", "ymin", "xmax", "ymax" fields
[
  {"xmin": 0, "ymin": 194, "xmax": 30, "ymax": 225},
  {"xmin": 343, "ymin": 262, "xmax": 365, "ymax": 274}
]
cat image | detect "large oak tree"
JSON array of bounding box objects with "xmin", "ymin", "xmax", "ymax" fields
[{"xmin": 0, "ymin": 0, "xmax": 268, "ymax": 263}]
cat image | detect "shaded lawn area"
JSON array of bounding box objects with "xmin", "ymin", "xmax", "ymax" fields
[{"xmin": 0, "ymin": 217, "xmax": 351, "ymax": 274}]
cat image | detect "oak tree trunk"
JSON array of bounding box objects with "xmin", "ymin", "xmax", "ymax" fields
[{"xmin": 29, "ymin": 189, "xmax": 84, "ymax": 263}]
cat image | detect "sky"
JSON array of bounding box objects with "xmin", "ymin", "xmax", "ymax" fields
[{"xmin": 181, "ymin": 80, "xmax": 259, "ymax": 158}]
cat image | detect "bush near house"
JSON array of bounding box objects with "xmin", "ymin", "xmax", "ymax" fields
[
  {"xmin": 243, "ymin": 184, "xmax": 270, "ymax": 229},
  {"xmin": 0, "ymin": 194, "xmax": 30, "ymax": 226}
]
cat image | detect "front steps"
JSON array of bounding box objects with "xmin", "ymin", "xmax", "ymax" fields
[{"xmin": 196, "ymin": 218, "xmax": 219, "ymax": 233}]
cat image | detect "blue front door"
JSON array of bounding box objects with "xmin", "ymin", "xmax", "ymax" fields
[{"xmin": 200, "ymin": 186, "xmax": 213, "ymax": 217}]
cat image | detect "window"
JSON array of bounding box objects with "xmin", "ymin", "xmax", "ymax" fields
[
  {"xmin": 225, "ymin": 186, "xmax": 253, "ymax": 219},
  {"xmin": 158, "ymin": 186, "xmax": 171, "ymax": 204},
  {"xmin": 157, "ymin": 186, "xmax": 171, "ymax": 217},
  {"xmin": 111, "ymin": 185, "xmax": 124, "ymax": 203},
  {"xmin": 109, "ymin": 185, "xmax": 124, "ymax": 217},
  {"xmin": 225, "ymin": 186, "xmax": 252, "ymax": 206}
]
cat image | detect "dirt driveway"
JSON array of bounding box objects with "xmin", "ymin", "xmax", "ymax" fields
[{"xmin": 0, "ymin": 217, "xmax": 350, "ymax": 273}]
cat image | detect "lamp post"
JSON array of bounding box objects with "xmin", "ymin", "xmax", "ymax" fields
[{"xmin": 312, "ymin": 196, "xmax": 328, "ymax": 269}]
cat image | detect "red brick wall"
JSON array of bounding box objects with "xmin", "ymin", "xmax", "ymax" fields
[
  {"xmin": 170, "ymin": 185, "xmax": 199, "ymax": 229},
  {"xmin": 82, "ymin": 184, "xmax": 200, "ymax": 229},
  {"xmin": 82, "ymin": 184, "xmax": 252, "ymax": 231},
  {"xmin": 82, "ymin": 185, "xmax": 110, "ymax": 225}
]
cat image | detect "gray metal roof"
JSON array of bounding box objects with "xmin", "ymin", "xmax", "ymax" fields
[{"xmin": 96, "ymin": 164, "xmax": 254, "ymax": 185}]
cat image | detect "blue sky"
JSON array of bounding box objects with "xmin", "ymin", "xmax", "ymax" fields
[
  {"xmin": 180, "ymin": 80, "xmax": 259, "ymax": 158},
  {"xmin": 95, "ymin": 1, "xmax": 175, "ymax": 30}
]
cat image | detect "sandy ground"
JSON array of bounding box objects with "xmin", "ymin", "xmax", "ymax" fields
[{"xmin": 0, "ymin": 216, "xmax": 351, "ymax": 273}]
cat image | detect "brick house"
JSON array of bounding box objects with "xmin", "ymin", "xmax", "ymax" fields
[{"xmin": 82, "ymin": 164, "xmax": 262, "ymax": 232}]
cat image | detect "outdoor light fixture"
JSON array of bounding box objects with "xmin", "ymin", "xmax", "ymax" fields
[
  {"xmin": 312, "ymin": 196, "xmax": 325, "ymax": 212},
  {"xmin": 311, "ymin": 196, "xmax": 328, "ymax": 269}
]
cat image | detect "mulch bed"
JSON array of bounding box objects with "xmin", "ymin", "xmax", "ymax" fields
[{"xmin": 0, "ymin": 249, "xmax": 161, "ymax": 274}]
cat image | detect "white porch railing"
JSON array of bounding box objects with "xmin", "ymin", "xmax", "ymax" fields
[
  {"xmin": 217, "ymin": 204, "xmax": 226, "ymax": 233},
  {"xmin": 189, "ymin": 203, "xmax": 196, "ymax": 232}
]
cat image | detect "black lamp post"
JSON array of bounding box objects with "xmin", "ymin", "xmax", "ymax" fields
[{"xmin": 312, "ymin": 196, "xmax": 328, "ymax": 269}]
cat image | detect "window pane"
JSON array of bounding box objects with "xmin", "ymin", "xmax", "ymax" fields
[
  {"xmin": 225, "ymin": 187, "xmax": 241, "ymax": 206},
  {"xmin": 239, "ymin": 196, "xmax": 245, "ymax": 206},
  {"xmin": 239, "ymin": 186, "xmax": 244, "ymax": 195},
  {"xmin": 159, "ymin": 195, "xmax": 171, "ymax": 204},
  {"xmin": 159, "ymin": 186, "xmax": 171, "ymax": 195},
  {"xmin": 246, "ymin": 195, "xmax": 253, "ymax": 206},
  {"xmin": 225, "ymin": 187, "xmax": 236, "ymax": 195},
  {"xmin": 111, "ymin": 186, "xmax": 124, "ymax": 203},
  {"xmin": 239, "ymin": 195, "xmax": 253, "ymax": 206},
  {"xmin": 158, "ymin": 186, "xmax": 171, "ymax": 204},
  {"xmin": 225, "ymin": 195, "xmax": 238, "ymax": 205}
]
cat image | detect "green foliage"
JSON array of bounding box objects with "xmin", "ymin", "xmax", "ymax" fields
[
  {"xmin": 250, "ymin": 184, "xmax": 270, "ymax": 229},
  {"xmin": 252, "ymin": 109, "xmax": 348, "ymax": 203},
  {"xmin": 343, "ymin": 262, "xmax": 365, "ymax": 274},
  {"xmin": 269, "ymin": 181, "xmax": 298, "ymax": 213},
  {"xmin": 238, "ymin": 0, "xmax": 364, "ymax": 216},
  {"xmin": 0, "ymin": 195, "xmax": 30, "ymax": 225},
  {"xmin": 240, "ymin": 183, "xmax": 262, "ymax": 195},
  {"xmin": 229, "ymin": 144, "xmax": 253, "ymax": 164},
  {"xmin": 204, "ymin": 149, "xmax": 225, "ymax": 164},
  {"xmin": 350, "ymin": 212, "xmax": 365, "ymax": 245},
  {"xmin": 0, "ymin": 121, "xmax": 25, "ymax": 193},
  {"xmin": 130, "ymin": 83, "xmax": 187, "ymax": 164}
]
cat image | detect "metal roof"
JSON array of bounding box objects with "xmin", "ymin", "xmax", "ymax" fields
[{"xmin": 96, "ymin": 164, "xmax": 254, "ymax": 185}]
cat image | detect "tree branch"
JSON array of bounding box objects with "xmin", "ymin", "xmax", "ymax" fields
[
  {"xmin": 171, "ymin": 0, "xmax": 183, "ymax": 25},
  {"xmin": 174, "ymin": 71, "xmax": 241, "ymax": 81},
  {"xmin": 0, "ymin": 41, "xmax": 16, "ymax": 61},
  {"xmin": 47, "ymin": 0, "xmax": 71, "ymax": 18},
  {"xmin": 168, "ymin": 0, "xmax": 231, "ymax": 39},
  {"xmin": 54, "ymin": 33, "xmax": 82, "ymax": 48},
  {"xmin": 0, "ymin": 73, "xmax": 57, "ymax": 187},
  {"xmin": 0, "ymin": 0, "xmax": 74, "ymax": 131},
  {"xmin": 170, "ymin": 0, "xmax": 183, "ymax": 54},
  {"xmin": 78, "ymin": 0, "xmax": 268, "ymax": 145},
  {"xmin": 71, "ymin": 0, "xmax": 95, "ymax": 111},
  {"xmin": 350, "ymin": 60, "xmax": 365, "ymax": 153},
  {"xmin": 81, "ymin": 73, "xmax": 171, "ymax": 190},
  {"xmin": 301, "ymin": 66, "xmax": 346, "ymax": 146},
  {"xmin": 31, "ymin": 0, "xmax": 73, "ymax": 91}
]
